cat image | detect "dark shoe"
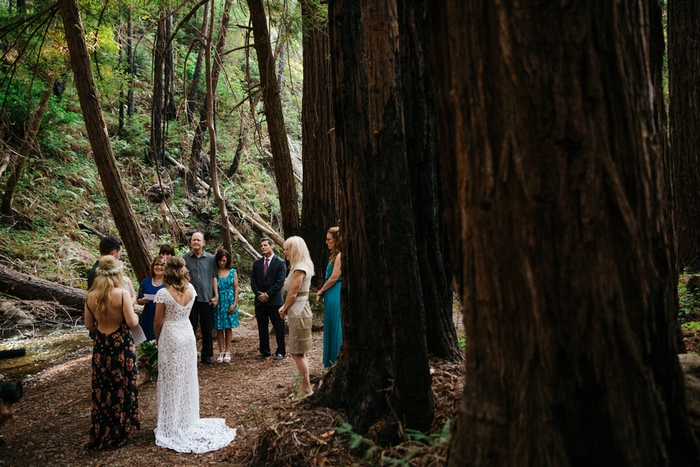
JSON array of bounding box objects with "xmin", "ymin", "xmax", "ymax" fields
[
  {"xmin": 255, "ymin": 353, "xmax": 269, "ymax": 360},
  {"xmin": 274, "ymin": 353, "xmax": 284, "ymax": 360},
  {"xmin": 201, "ymin": 357, "xmax": 215, "ymax": 365}
]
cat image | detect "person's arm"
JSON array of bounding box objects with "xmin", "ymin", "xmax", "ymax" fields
[
  {"xmin": 122, "ymin": 291, "xmax": 139, "ymax": 328},
  {"xmin": 136, "ymin": 279, "xmax": 150, "ymax": 305},
  {"xmin": 229, "ymin": 272, "xmax": 239, "ymax": 313},
  {"xmin": 210, "ymin": 276, "xmax": 219, "ymax": 306},
  {"xmin": 267, "ymin": 260, "xmax": 287, "ymax": 300},
  {"xmin": 84, "ymin": 299, "xmax": 97, "ymax": 332},
  {"xmin": 123, "ymin": 277, "xmax": 138, "ymax": 306},
  {"xmin": 154, "ymin": 302, "xmax": 165, "ymax": 340},
  {"xmin": 317, "ymin": 254, "xmax": 342, "ymax": 301},
  {"xmin": 278, "ymin": 270, "xmax": 306, "ymax": 317}
]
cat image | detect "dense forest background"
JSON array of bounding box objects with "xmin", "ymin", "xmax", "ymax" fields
[{"xmin": 2, "ymin": 0, "xmax": 700, "ymax": 465}]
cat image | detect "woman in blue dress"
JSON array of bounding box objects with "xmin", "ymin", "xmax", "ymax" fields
[
  {"xmin": 136, "ymin": 255, "xmax": 166, "ymax": 341},
  {"xmin": 214, "ymin": 249, "xmax": 239, "ymax": 363},
  {"xmin": 317, "ymin": 226, "xmax": 342, "ymax": 368}
]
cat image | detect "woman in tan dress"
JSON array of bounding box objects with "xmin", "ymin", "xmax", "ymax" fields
[{"xmin": 278, "ymin": 236, "xmax": 315, "ymax": 397}]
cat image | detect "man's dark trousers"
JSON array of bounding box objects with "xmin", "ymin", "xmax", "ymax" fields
[
  {"xmin": 256, "ymin": 304, "xmax": 286, "ymax": 356},
  {"xmin": 190, "ymin": 301, "xmax": 214, "ymax": 360}
]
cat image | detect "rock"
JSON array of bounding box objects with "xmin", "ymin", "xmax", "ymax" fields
[
  {"xmin": 0, "ymin": 301, "xmax": 34, "ymax": 325},
  {"xmin": 679, "ymin": 353, "xmax": 700, "ymax": 439}
]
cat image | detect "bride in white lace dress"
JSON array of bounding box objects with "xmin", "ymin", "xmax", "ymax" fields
[{"xmin": 154, "ymin": 257, "xmax": 236, "ymax": 453}]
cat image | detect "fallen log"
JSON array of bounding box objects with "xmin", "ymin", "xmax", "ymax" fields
[{"xmin": 0, "ymin": 266, "xmax": 86, "ymax": 312}]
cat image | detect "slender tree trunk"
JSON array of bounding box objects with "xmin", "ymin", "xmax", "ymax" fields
[
  {"xmin": 186, "ymin": 2, "xmax": 208, "ymax": 124},
  {"xmin": 150, "ymin": 17, "xmax": 166, "ymax": 165},
  {"xmin": 164, "ymin": 11, "xmax": 177, "ymax": 121},
  {"xmin": 669, "ymin": 0, "xmax": 700, "ymax": 273},
  {"xmin": 428, "ymin": 1, "xmax": 699, "ymax": 465},
  {"xmin": 315, "ymin": 0, "xmax": 435, "ymax": 439},
  {"xmin": 300, "ymin": 0, "xmax": 340, "ymax": 288},
  {"xmin": 1, "ymin": 79, "xmax": 54, "ymax": 215},
  {"xmin": 247, "ymin": 0, "xmax": 299, "ymax": 237},
  {"xmin": 127, "ymin": 9, "xmax": 134, "ymax": 117},
  {"xmin": 206, "ymin": 0, "xmax": 234, "ymax": 253},
  {"xmin": 59, "ymin": 0, "xmax": 152, "ymax": 282}
]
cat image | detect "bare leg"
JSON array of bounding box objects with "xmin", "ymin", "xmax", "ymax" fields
[
  {"xmin": 217, "ymin": 330, "xmax": 225, "ymax": 354},
  {"xmin": 225, "ymin": 328, "xmax": 233, "ymax": 353},
  {"xmin": 291, "ymin": 353, "xmax": 312, "ymax": 395}
]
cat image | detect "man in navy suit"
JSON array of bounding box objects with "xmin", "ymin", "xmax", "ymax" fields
[{"xmin": 251, "ymin": 237, "xmax": 287, "ymax": 360}]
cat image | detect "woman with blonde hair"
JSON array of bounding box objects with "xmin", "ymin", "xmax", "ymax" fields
[
  {"xmin": 278, "ymin": 236, "xmax": 315, "ymax": 397},
  {"xmin": 153, "ymin": 256, "xmax": 236, "ymax": 453},
  {"xmin": 84, "ymin": 255, "xmax": 141, "ymax": 449},
  {"xmin": 316, "ymin": 226, "xmax": 342, "ymax": 368}
]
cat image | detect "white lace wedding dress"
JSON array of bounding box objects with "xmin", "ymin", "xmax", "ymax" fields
[{"xmin": 154, "ymin": 285, "xmax": 236, "ymax": 453}]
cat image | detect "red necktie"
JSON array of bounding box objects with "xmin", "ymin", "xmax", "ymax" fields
[{"xmin": 264, "ymin": 258, "xmax": 269, "ymax": 276}]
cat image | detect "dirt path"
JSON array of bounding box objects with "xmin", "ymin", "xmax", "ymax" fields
[{"xmin": 0, "ymin": 316, "xmax": 328, "ymax": 466}]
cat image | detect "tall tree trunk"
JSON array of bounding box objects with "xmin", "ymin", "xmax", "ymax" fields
[
  {"xmin": 1, "ymin": 79, "xmax": 54, "ymax": 215},
  {"xmin": 127, "ymin": 8, "xmax": 134, "ymax": 117},
  {"xmin": 300, "ymin": 0, "xmax": 340, "ymax": 287},
  {"xmin": 59, "ymin": 0, "xmax": 152, "ymax": 282},
  {"xmin": 150, "ymin": 17, "xmax": 166, "ymax": 165},
  {"xmin": 398, "ymin": 0, "xmax": 459, "ymax": 361},
  {"xmin": 315, "ymin": 0, "xmax": 435, "ymax": 439},
  {"xmin": 206, "ymin": 0, "xmax": 234, "ymax": 253},
  {"xmin": 669, "ymin": 0, "xmax": 700, "ymax": 273},
  {"xmin": 164, "ymin": 11, "xmax": 177, "ymax": 121},
  {"xmin": 247, "ymin": 0, "xmax": 300, "ymax": 237},
  {"xmin": 428, "ymin": 1, "xmax": 700, "ymax": 465},
  {"xmin": 186, "ymin": 1, "xmax": 209, "ymax": 125}
]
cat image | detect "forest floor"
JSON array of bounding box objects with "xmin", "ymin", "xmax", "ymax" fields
[{"xmin": 0, "ymin": 314, "xmax": 462, "ymax": 467}]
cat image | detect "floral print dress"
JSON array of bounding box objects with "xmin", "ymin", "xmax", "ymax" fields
[{"xmin": 85, "ymin": 320, "xmax": 140, "ymax": 449}]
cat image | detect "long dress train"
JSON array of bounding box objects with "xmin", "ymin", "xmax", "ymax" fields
[{"xmin": 154, "ymin": 286, "xmax": 236, "ymax": 453}]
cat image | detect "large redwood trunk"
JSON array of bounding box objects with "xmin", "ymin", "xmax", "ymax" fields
[
  {"xmin": 428, "ymin": 1, "xmax": 699, "ymax": 465},
  {"xmin": 300, "ymin": 0, "xmax": 340, "ymax": 286},
  {"xmin": 59, "ymin": 0, "xmax": 151, "ymax": 282},
  {"xmin": 314, "ymin": 0, "xmax": 443, "ymax": 438},
  {"xmin": 247, "ymin": 0, "xmax": 300, "ymax": 237},
  {"xmin": 669, "ymin": 0, "xmax": 700, "ymax": 273}
]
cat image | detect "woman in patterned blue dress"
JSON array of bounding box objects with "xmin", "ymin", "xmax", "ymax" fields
[
  {"xmin": 317, "ymin": 227, "xmax": 342, "ymax": 368},
  {"xmin": 214, "ymin": 249, "xmax": 239, "ymax": 363}
]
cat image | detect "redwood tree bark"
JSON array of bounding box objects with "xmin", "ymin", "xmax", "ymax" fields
[
  {"xmin": 59, "ymin": 0, "xmax": 151, "ymax": 282},
  {"xmin": 299, "ymin": 0, "xmax": 340, "ymax": 287},
  {"xmin": 669, "ymin": 0, "xmax": 700, "ymax": 273},
  {"xmin": 315, "ymin": 0, "xmax": 441, "ymax": 438},
  {"xmin": 247, "ymin": 0, "xmax": 300, "ymax": 237},
  {"xmin": 428, "ymin": 1, "xmax": 699, "ymax": 465}
]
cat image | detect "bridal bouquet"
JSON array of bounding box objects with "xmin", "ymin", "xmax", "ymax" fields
[{"xmin": 137, "ymin": 340, "xmax": 158, "ymax": 382}]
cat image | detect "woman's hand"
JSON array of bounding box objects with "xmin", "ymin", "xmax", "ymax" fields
[
  {"xmin": 228, "ymin": 304, "xmax": 236, "ymax": 314},
  {"xmin": 278, "ymin": 306, "xmax": 286, "ymax": 318},
  {"xmin": 317, "ymin": 292, "xmax": 324, "ymax": 303},
  {"xmin": 136, "ymin": 298, "xmax": 150, "ymax": 305}
]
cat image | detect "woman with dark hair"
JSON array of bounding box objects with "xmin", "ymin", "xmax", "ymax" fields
[
  {"xmin": 153, "ymin": 256, "xmax": 236, "ymax": 453},
  {"xmin": 136, "ymin": 255, "xmax": 166, "ymax": 341},
  {"xmin": 316, "ymin": 227, "xmax": 342, "ymax": 368},
  {"xmin": 214, "ymin": 249, "xmax": 239, "ymax": 363},
  {"xmin": 84, "ymin": 255, "xmax": 140, "ymax": 449},
  {"xmin": 158, "ymin": 244, "xmax": 175, "ymax": 258}
]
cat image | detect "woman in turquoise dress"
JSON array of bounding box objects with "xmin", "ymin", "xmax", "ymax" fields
[
  {"xmin": 214, "ymin": 249, "xmax": 239, "ymax": 363},
  {"xmin": 317, "ymin": 227, "xmax": 342, "ymax": 368}
]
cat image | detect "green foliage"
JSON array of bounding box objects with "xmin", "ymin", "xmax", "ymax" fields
[
  {"xmin": 137, "ymin": 340, "xmax": 158, "ymax": 379},
  {"xmin": 678, "ymin": 275, "xmax": 700, "ymax": 324}
]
